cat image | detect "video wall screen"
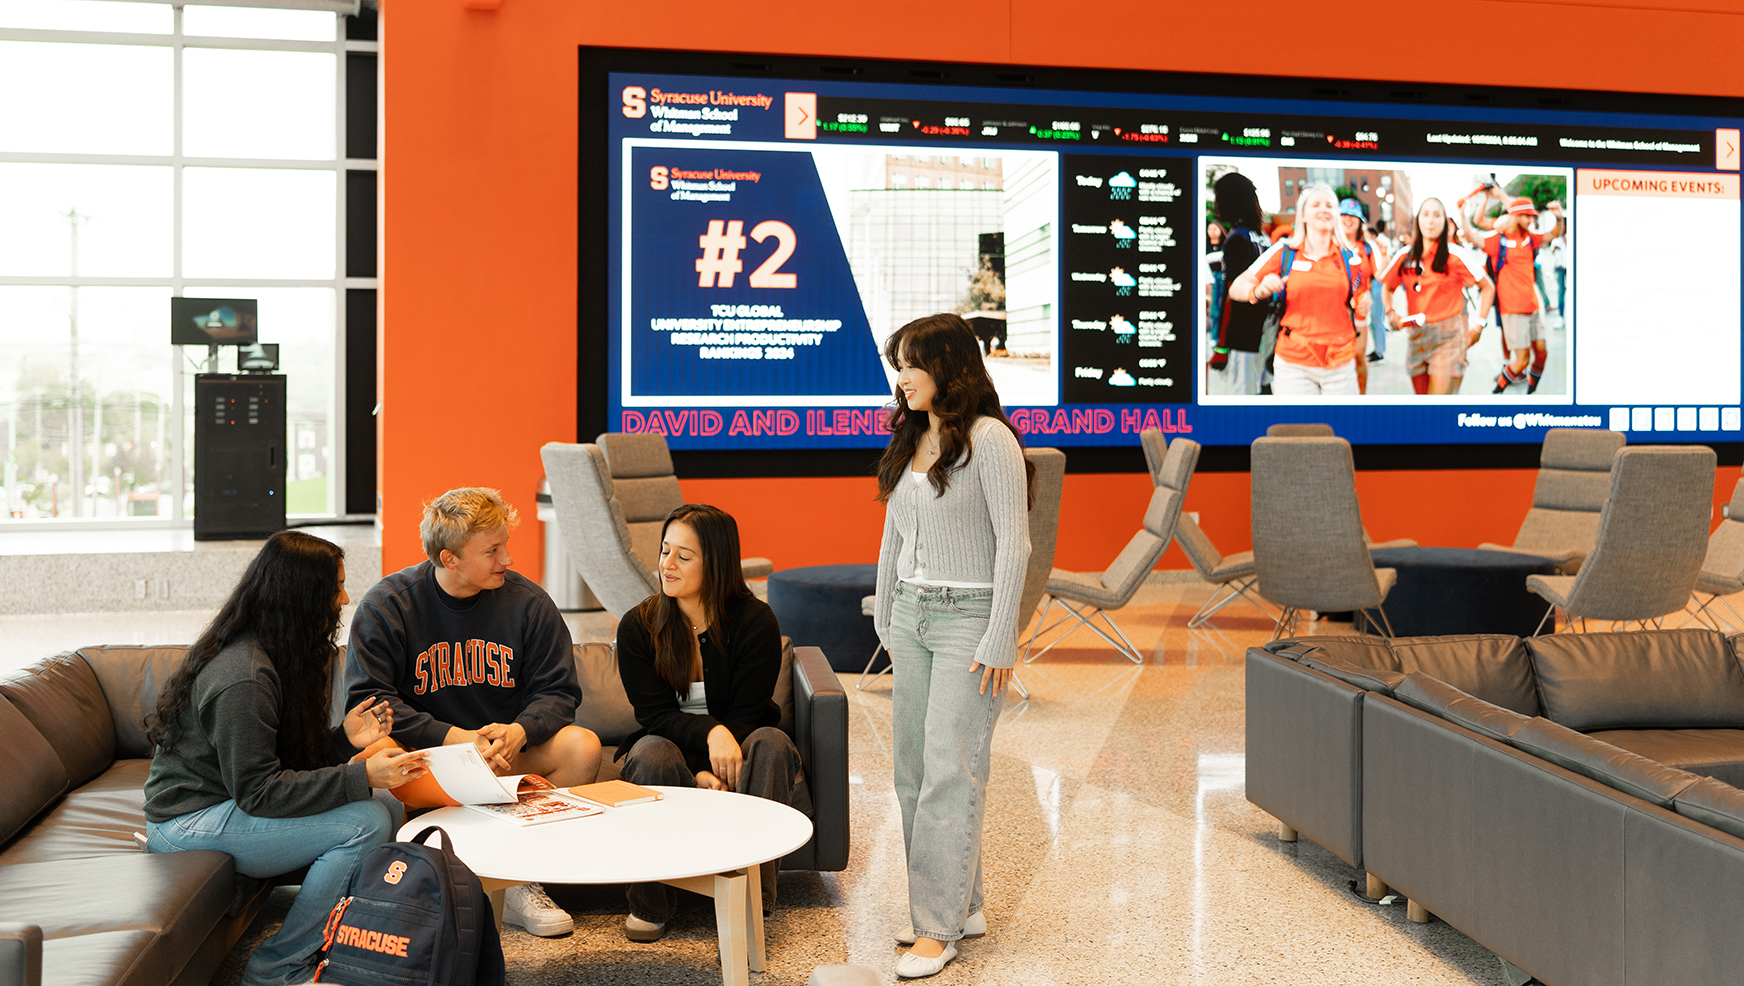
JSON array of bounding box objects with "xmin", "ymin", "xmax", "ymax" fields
[{"xmin": 589, "ymin": 50, "xmax": 1744, "ymax": 451}]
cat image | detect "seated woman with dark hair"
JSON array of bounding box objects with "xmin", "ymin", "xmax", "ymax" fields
[
  {"xmin": 143, "ymin": 530, "xmax": 430, "ymax": 986},
  {"xmin": 614, "ymin": 503, "xmax": 803, "ymax": 942}
]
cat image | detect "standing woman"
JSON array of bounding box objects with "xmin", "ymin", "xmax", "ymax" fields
[
  {"xmin": 875, "ymin": 313, "xmax": 1032, "ymax": 979},
  {"xmin": 143, "ymin": 531, "xmax": 429, "ymax": 986},
  {"xmin": 613, "ymin": 502, "xmax": 801, "ymax": 941},
  {"xmin": 1230, "ymin": 184, "xmax": 1370, "ymax": 396},
  {"xmin": 1379, "ymin": 197, "xmax": 1495, "ymax": 395},
  {"xmin": 1337, "ymin": 198, "xmax": 1380, "ymax": 393},
  {"xmin": 1205, "ymin": 171, "xmax": 1270, "ymax": 394}
]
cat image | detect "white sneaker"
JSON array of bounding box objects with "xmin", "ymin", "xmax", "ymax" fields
[
  {"xmin": 895, "ymin": 943, "xmax": 958, "ymax": 979},
  {"xmin": 503, "ymin": 883, "xmax": 573, "ymax": 937},
  {"xmin": 895, "ymin": 910, "xmax": 986, "ymax": 945}
]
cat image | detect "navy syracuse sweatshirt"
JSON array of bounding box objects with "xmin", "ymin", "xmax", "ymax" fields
[{"xmin": 343, "ymin": 560, "xmax": 580, "ymax": 751}]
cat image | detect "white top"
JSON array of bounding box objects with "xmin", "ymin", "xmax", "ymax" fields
[
  {"xmin": 679, "ymin": 680, "xmax": 707, "ymax": 715},
  {"xmin": 397, "ymin": 786, "xmax": 812, "ymax": 885},
  {"xmin": 901, "ymin": 471, "xmax": 995, "ymax": 589}
]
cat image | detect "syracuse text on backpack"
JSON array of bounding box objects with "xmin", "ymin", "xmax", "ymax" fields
[{"xmin": 315, "ymin": 826, "xmax": 505, "ymax": 986}]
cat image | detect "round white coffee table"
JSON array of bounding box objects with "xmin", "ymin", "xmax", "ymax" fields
[{"xmin": 397, "ymin": 786, "xmax": 812, "ymax": 986}]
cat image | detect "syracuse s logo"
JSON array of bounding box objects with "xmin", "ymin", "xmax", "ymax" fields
[
  {"xmin": 384, "ymin": 861, "xmax": 407, "ymax": 885},
  {"xmin": 622, "ymin": 86, "xmax": 647, "ymax": 118}
]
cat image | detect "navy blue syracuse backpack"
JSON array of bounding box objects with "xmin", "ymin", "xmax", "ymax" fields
[{"xmin": 315, "ymin": 826, "xmax": 505, "ymax": 986}]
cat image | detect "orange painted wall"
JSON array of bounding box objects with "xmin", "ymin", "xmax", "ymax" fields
[{"xmin": 378, "ymin": 0, "xmax": 1744, "ymax": 580}]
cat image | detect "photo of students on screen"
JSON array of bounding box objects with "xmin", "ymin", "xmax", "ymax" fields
[{"xmin": 1199, "ymin": 158, "xmax": 1571, "ymax": 402}]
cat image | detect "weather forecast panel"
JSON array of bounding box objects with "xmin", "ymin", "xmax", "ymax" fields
[{"xmin": 597, "ymin": 60, "xmax": 1744, "ymax": 450}]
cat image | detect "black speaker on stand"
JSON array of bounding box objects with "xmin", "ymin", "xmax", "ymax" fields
[{"xmin": 194, "ymin": 373, "xmax": 286, "ymax": 541}]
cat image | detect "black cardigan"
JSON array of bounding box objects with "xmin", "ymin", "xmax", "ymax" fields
[{"xmin": 614, "ymin": 594, "xmax": 782, "ymax": 776}]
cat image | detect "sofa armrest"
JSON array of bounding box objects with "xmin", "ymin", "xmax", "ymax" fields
[
  {"xmin": 0, "ymin": 924, "xmax": 42, "ymax": 986},
  {"xmin": 792, "ymin": 645, "xmax": 849, "ymax": 871}
]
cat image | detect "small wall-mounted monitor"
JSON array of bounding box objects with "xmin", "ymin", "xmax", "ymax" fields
[
  {"xmin": 171, "ymin": 297, "xmax": 258, "ymax": 346},
  {"xmin": 237, "ymin": 343, "xmax": 279, "ymax": 372}
]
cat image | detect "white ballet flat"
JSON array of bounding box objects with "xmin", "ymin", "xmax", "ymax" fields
[
  {"xmin": 895, "ymin": 943, "xmax": 958, "ymax": 979},
  {"xmin": 895, "ymin": 910, "xmax": 986, "ymax": 945}
]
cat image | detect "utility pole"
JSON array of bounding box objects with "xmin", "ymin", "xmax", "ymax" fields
[{"xmin": 65, "ymin": 207, "xmax": 88, "ymax": 517}]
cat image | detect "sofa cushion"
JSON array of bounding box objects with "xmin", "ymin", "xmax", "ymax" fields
[
  {"xmin": 1510, "ymin": 717, "xmax": 1704, "ymax": 807},
  {"xmin": 1587, "ymin": 729, "xmax": 1744, "ymax": 789},
  {"xmin": 1391, "ymin": 634, "xmax": 1538, "ymax": 716},
  {"xmin": 1525, "ymin": 629, "xmax": 1744, "ymax": 731},
  {"xmin": 39, "ymin": 930, "xmax": 160, "ymax": 986},
  {"xmin": 1393, "ymin": 673, "xmax": 1533, "ymax": 743},
  {"xmin": 0, "ymin": 695, "xmax": 70, "ymax": 845},
  {"xmin": 1673, "ymin": 776, "xmax": 1744, "ymax": 841},
  {"xmin": 0, "ymin": 851, "xmax": 233, "ymax": 945},
  {"xmin": 1269, "ymin": 635, "xmax": 1400, "ymax": 672},
  {"xmin": 0, "ymin": 760, "xmax": 150, "ymax": 866},
  {"xmin": 0, "ymin": 653, "xmax": 117, "ymax": 788},
  {"xmin": 76, "ymin": 645, "xmax": 188, "ymax": 760},
  {"xmin": 572, "ymin": 643, "xmax": 639, "ymax": 746},
  {"xmin": 1297, "ymin": 654, "xmax": 1406, "ymax": 695}
]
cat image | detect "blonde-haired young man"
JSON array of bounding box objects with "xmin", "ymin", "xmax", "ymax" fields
[{"xmin": 344, "ymin": 487, "xmax": 601, "ymax": 936}]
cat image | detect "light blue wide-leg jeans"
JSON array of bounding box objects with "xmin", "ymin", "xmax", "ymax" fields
[
  {"xmin": 889, "ymin": 581, "xmax": 1003, "ymax": 942},
  {"xmin": 146, "ymin": 798, "xmax": 394, "ymax": 986}
]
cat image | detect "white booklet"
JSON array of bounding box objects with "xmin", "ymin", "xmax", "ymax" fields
[
  {"xmin": 396, "ymin": 743, "xmax": 602, "ymax": 825},
  {"xmin": 412, "ymin": 743, "xmax": 531, "ymax": 804}
]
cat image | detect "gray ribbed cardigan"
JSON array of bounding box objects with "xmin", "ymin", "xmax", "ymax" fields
[{"xmin": 874, "ymin": 416, "xmax": 1031, "ymax": 669}]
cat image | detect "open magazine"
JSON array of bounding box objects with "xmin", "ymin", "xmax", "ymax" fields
[{"xmin": 391, "ymin": 742, "xmax": 602, "ymax": 826}]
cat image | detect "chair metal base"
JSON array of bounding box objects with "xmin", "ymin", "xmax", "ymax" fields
[
  {"xmin": 1681, "ymin": 592, "xmax": 1744, "ymax": 632},
  {"xmin": 856, "ymin": 641, "xmax": 890, "ymax": 691},
  {"xmin": 1021, "ymin": 596, "xmax": 1144, "ymax": 665},
  {"xmin": 1187, "ymin": 577, "xmax": 1279, "ymax": 630},
  {"xmin": 1270, "ymin": 603, "xmax": 1393, "ymax": 642}
]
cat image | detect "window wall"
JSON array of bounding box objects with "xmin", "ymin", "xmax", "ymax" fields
[{"xmin": 0, "ymin": 1, "xmax": 377, "ymax": 523}]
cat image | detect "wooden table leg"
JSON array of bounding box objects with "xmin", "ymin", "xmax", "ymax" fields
[
  {"xmin": 713, "ymin": 871, "xmax": 749, "ymax": 986},
  {"xmin": 744, "ymin": 866, "xmax": 766, "ymax": 973},
  {"xmin": 662, "ymin": 869, "xmax": 765, "ymax": 986}
]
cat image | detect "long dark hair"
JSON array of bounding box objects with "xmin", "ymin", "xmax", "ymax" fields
[
  {"xmin": 1213, "ymin": 171, "xmax": 1263, "ymax": 231},
  {"xmin": 631, "ymin": 504, "xmax": 755, "ymax": 698},
  {"xmin": 147, "ymin": 530, "xmax": 346, "ymax": 770},
  {"xmin": 875, "ymin": 313, "xmax": 1034, "ymax": 505},
  {"xmin": 1408, "ymin": 197, "xmax": 1451, "ymax": 275}
]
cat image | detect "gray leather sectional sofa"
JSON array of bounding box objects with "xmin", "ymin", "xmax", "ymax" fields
[
  {"xmin": 1249, "ymin": 629, "xmax": 1744, "ymax": 986},
  {"xmin": 1, "ymin": 640, "xmax": 846, "ymax": 986}
]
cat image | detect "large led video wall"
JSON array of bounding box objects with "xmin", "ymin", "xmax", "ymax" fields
[{"xmin": 590, "ymin": 50, "xmax": 1744, "ymax": 449}]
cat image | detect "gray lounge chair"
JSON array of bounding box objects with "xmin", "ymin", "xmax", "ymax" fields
[
  {"xmin": 596, "ymin": 432, "xmax": 774, "ymax": 580},
  {"xmin": 1687, "ymin": 478, "xmax": 1744, "ymax": 630},
  {"xmin": 1527, "ymin": 445, "xmax": 1715, "ymax": 631},
  {"xmin": 1480, "ymin": 427, "xmax": 1625, "ymax": 574},
  {"xmin": 1026, "ymin": 439, "xmax": 1196, "ymax": 663},
  {"xmin": 1250, "ymin": 435, "xmax": 1397, "ymax": 639}
]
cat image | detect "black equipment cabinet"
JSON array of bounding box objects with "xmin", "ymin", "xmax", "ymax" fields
[{"xmin": 194, "ymin": 373, "xmax": 286, "ymax": 541}]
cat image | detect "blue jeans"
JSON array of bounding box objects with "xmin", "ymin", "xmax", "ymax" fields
[
  {"xmin": 888, "ymin": 582, "xmax": 1003, "ymax": 942},
  {"xmin": 146, "ymin": 798, "xmax": 395, "ymax": 986}
]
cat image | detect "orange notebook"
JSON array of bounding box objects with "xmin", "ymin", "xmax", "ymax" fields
[{"xmin": 568, "ymin": 779, "xmax": 663, "ymax": 808}]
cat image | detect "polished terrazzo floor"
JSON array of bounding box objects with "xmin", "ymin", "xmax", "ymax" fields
[{"xmin": 0, "ymin": 579, "xmax": 1542, "ymax": 985}]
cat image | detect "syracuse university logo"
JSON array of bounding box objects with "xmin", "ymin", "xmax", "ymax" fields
[{"xmin": 383, "ymin": 861, "xmax": 407, "ymax": 885}]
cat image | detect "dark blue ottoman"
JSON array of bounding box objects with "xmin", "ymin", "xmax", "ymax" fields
[
  {"xmin": 1350, "ymin": 547, "xmax": 1559, "ymax": 637},
  {"xmin": 767, "ymin": 564, "xmax": 880, "ymax": 673}
]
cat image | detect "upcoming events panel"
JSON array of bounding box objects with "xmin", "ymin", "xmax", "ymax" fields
[{"xmin": 603, "ymin": 69, "xmax": 1744, "ymax": 448}]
